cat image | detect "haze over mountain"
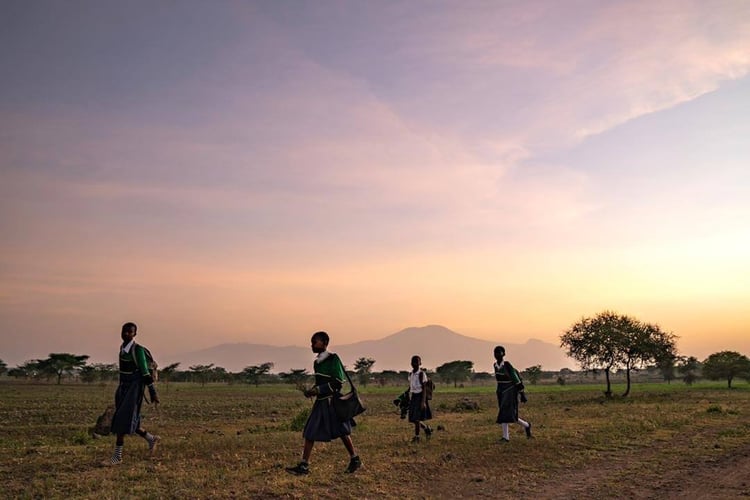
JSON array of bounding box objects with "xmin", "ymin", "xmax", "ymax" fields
[{"xmin": 164, "ymin": 325, "xmax": 574, "ymax": 373}]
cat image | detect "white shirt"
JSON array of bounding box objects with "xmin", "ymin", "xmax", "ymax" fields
[
  {"xmin": 121, "ymin": 339, "xmax": 135, "ymax": 354},
  {"xmin": 408, "ymin": 369, "xmax": 426, "ymax": 394}
]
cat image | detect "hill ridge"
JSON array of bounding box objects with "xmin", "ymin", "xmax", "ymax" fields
[{"xmin": 164, "ymin": 325, "xmax": 572, "ymax": 372}]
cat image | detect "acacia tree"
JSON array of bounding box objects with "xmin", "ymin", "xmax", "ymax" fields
[
  {"xmin": 38, "ymin": 353, "xmax": 90, "ymax": 384},
  {"xmin": 189, "ymin": 364, "xmax": 215, "ymax": 386},
  {"xmin": 560, "ymin": 311, "xmax": 624, "ymax": 397},
  {"xmin": 677, "ymin": 356, "xmax": 700, "ymax": 385},
  {"xmin": 8, "ymin": 361, "xmax": 40, "ymax": 379},
  {"xmin": 160, "ymin": 362, "xmax": 181, "ymax": 389},
  {"xmin": 560, "ymin": 311, "xmax": 677, "ymax": 397},
  {"xmin": 657, "ymin": 356, "xmax": 677, "ymax": 384},
  {"xmin": 619, "ymin": 321, "xmax": 677, "ymax": 397},
  {"xmin": 354, "ymin": 357, "xmax": 376, "ymax": 387},
  {"xmin": 522, "ymin": 365, "xmax": 543, "ymax": 385},
  {"xmin": 209, "ymin": 366, "xmax": 229, "ymax": 384},
  {"xmin": 280, "ymin": 368, "xmax": 309, "ymax": 387},
  {"xmin": 436, "ymin": 360, "xmax": 473, "ymax": 387},
  {"xmin": 79, "ymin": 363, "xmax": 118, "ymax": 383},
  {"xmin": 375, "ymin": 370, "xmax": 403, "ymax": 386},
  {"xmin": 702, "ymin": 351, "xmax": 750, "ymax": 389},
  {"xmin": 242, "ymin": 362, "xmax": 274, "ymax": 387}
]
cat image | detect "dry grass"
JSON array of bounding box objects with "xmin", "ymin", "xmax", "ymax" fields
[{"xmin": 1, "ymin": 381, "xmax": 749, "ymax": 499}]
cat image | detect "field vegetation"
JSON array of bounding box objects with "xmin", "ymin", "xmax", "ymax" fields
[{"xmin": 2, "ymin": 380, "xmax": 750, "ymax": 498}]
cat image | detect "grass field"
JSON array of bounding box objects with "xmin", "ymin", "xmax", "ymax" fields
[{"xmin": 1, "ymin": 381, "xmax": 749, "ymax": 499}]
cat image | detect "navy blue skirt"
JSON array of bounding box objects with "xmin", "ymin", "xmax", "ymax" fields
[
  {"xmin": 496, "ymin": 383, "xmax": 519, "ymax": 424},
  {"xmin": 408, "ymin": 392, "xmax": 432, "ymax": 423},
  {"xmin": 111, "ymin": 373, "xmax": 145, "ymax": 435},
  {"xmin": 303, "ymin": 397, "xmax": 354, "ymax": 442}
]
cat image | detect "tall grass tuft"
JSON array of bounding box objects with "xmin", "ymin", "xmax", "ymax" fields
[{"xmin": 289, "ymin": 407, "xmax": 310, "ymax": 431}]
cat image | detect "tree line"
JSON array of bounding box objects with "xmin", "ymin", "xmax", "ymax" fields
[
  {"xmin": 0, "ymin": 355, "xmax": 479, "ymax": 387},
  {"xmin": 2, "ymin": 310, "xmax": 748, "ymax": 392},
  {"xmin": 560, "ymin": 310, "xmax": 750, "ymax": 395},
  {"xmin": 1, "ymin": 350, "xmax": 748, "ymax": 392}
]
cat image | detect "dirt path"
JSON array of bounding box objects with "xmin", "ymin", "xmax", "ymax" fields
[
  {"xmin": 660, "ymin": 443, "xmax": 750, "ymax": 499},
  {"xmin": 523, "ymin": 442, "xmax": 750, "ymax": 499}
]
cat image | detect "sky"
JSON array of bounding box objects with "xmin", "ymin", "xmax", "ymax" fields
[{"xmin": 1, "ymin": 0, "xmax": 749, "ymax": 367}]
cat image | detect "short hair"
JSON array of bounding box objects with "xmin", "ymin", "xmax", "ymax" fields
[
  {"xmin": 122, "ymin": 322, "xmax": 138, "ymax": 335},
  {"xmin": 411, "ymin": 355, "xmax": 421, "ymax": 364},
  {"xmin": 494, "ymin": 345, "xmax": 505, "ymax": 356},
  {"xmin": 311, "ymin": 331, "xmax": 329, "ymax": 345}
]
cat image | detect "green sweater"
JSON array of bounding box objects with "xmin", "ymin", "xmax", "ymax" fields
[
  {"xmin": 313, "ymin": 353, "xmax": 346, "ymax": 400},
  {"xmin": 119, "ymin": 344, "xmax": 150, "ymax": 377}
]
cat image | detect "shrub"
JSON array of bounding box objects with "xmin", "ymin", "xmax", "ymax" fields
[{"xmin": 289, "ymin": 407, "xmax": 311, "ymax": 431}]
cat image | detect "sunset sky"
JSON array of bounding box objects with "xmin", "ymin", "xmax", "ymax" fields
[{"xmin": 1, "ymin": 1, "xmax": 749, "ymax": 367}]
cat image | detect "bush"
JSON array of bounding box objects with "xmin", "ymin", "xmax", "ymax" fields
[
  {"xmin": 289, "ymin": 407, "xmax": 311, "ymax": 431},
  {"xmin": 72, "ymin": 430, "xmax": 92, "ymax": 445}
]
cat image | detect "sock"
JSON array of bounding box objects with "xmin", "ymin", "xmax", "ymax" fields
[
  {"xmin": 517, "ymin": 418, "xmax": 529, "ymax": 429},
  {"xmin": 110, "ymin": 445, "xmax": 123, "ymax": 464},
  {"xmin": 502, "ymin": 423, "xmax": 510, "ymax": 440}
]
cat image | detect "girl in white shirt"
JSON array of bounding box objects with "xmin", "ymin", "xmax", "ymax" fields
[{"xmin": 407, "ymin": 355, "xmax": 433, "ymax": 442}]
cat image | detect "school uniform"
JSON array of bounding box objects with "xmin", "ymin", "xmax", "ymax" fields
[
  {"xmin": 302, "ymin": 351, "xmax": 354, "ymax": 442},
  {"xmin": 407, "ymin": 370, "xmax": 432, "ymax": 423},
  {"xmin": 111, "ymin": 340, "xmax": 153, "ymax": 435},
  {"xmin": 495, "ymin": 361, "xmax": 522, "ymax": 424}
]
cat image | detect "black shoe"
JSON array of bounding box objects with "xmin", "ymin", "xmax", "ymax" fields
[
  {"xmin": 285, "ymin": 462, "xmax": 310, "ymax": 475},
  {"xmin": 424, "ymin": 426, "xmax": 433, "ymax": 438},
  {"xmin": 500, "ymin": 438, "xmax": 510, "ymax": 443},
  {"xmin": 345, "ymin": 455, "xmax": 361, "ymax": 473},
  {"xmin": 525, "ymin": 423, "xmax": 532, "ymax": 439}
]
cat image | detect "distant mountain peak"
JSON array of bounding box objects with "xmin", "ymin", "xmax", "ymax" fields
[
  {"xmin": 167, "ymin": 324, "xmax": 574, "ymax": 372},
  {"xmin": 388, "ymin": 324, "xmax": 471, "ymax": 339}
]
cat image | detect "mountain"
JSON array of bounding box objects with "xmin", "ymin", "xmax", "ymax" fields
[{"xmin": 165, "ymin": 325, "xmax": 573, "ymax": 373}]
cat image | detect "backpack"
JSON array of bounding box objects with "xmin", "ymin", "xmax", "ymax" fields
[
  {"xmin": 132, "ymin": 343, "xmax": 159, "ymax": 382},
  {"xmin": 421, "ymin": 371, "xmax": 435, "ymax": 400},
  {"xmin": 503, "ymin": 361, "xmax": 522, "ymax": 385},
  {"xmin": 93, "ymin": 405, "xmax": 115, "ymax": 436}
]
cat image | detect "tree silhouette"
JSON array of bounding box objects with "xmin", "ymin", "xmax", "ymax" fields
[
  {"xmin": 677, "ymin": 356, "xmax": 700, "ymax": 385},
  {"xmin": 561, "ymin": 311, "xmax": 677, "ymax": 397},
  {"xmin": 618, "ymin": 321, "xmax": 676, "ymax": 396},
  {"xmin": 523, "ymin": 365, "xmax": 543, "ymax": 385},
  {"xmin": 80, "ymin": 363, "xmax": 118, "ymax": 383},
  {"xmin": 0, "ymin": 359, "xmax": 7, "ymax": 376},
  {"xmin": 280, "ymin": 368, "xmax": 309, "ymax": 389},
  {"xmin": 38, "ymin": 353, "xmax": 90, "ymax": 384},
  {"xmin": 8, "ymin": 361, "xmax": 39, "ymax": 379},
  {"xmin": 702, "ymin": 351, "xmax": 750, "ymax": 389},
  {"xmin": 354, "ymin": 357, "xmax": 376, "ymax": 387},
  {"xmin": 160, "ymin": 362, "xmax": 181, "ymax": 388},
  {"xmin": 189, "ymin": 364, "xmax": 215, "ymax": 386},
  {"xmin": 375, "ymin": 370, "xmax": 403, "ymax": 386},
  {"xmin": 657, "ymin": 355, "xmax": 677, "ymax": 384},
  {"xmin": 436, "ymin": 360, "xmax": 473, "ymax": 387},
  {"xmin": 242, "ymin": 362, "xmax": 274, "ymax": 387}
]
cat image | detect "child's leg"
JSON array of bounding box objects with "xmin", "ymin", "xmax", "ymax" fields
[
  {"xmin": 501, "ymin": 423, "xmax": 510, "ymax": 441},
  {"xmin": 286, "ymin": 439, "xmax": 315, "ymax": 475},
  {"xmin": 302, "ymin": 439, "xmax": 314, "ymax": 462},
  {"xmin": 136, "ymin": 427, "xmax": 160, "ymax": 452},
  {"xmin": 341, "ymin": 435, "xmax": 357, "ymax": 458},
  {"xmin": 518, "ymin": 418, "xmax": 532, "ymax": 438},
  {"xmin": 419, "ymin": 421, "xmax": 432, "ymax": 433},
  {"xmin": 103, "ymin": 434, "xmax": 125, "ymax": 465}
]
